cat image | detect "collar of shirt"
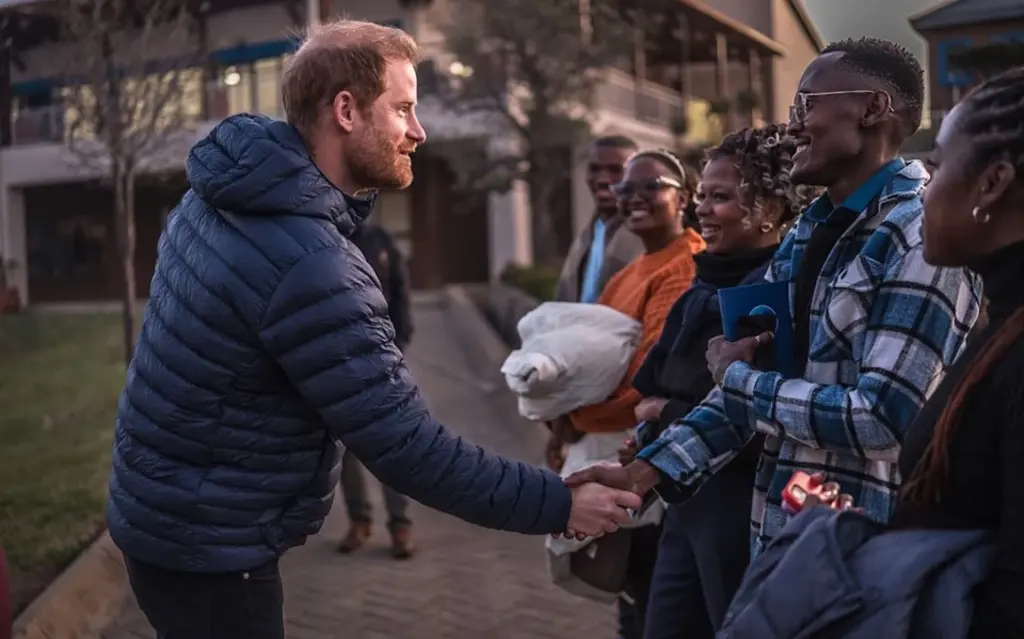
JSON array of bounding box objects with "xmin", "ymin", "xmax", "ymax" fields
[{"xmin": 802, "ymin": 158, "xmax": 907, "ymax": 224}]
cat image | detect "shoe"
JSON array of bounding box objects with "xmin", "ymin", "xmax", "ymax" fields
[
  {"xmin": 390, "ymin": 526, "xmax": 416, "ymax": 560},
  {"xmin": 337, "ymin": 521, "xmax": 372, "ymax": 554}
]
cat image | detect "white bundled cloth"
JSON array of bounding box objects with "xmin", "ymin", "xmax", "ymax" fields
[{"xmin": 500, "ymin": 302, "xmax": 642, "ymax": 422}]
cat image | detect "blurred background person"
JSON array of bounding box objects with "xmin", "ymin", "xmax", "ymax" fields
[{"xmin": 337, "ymin": 221, "xmax": 416, "ymax": 559}]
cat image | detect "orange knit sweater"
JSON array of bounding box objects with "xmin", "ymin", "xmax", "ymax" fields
[{"xmin": 569, "ymin": 228, "xmax": 705, "ymax": 434}]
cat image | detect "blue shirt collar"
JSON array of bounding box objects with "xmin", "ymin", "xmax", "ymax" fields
[{"xmin": 803, "ymin": 158, "xmax": 907, "ymax": 224}]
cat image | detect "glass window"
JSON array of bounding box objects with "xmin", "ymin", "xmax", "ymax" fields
[
  {"xmin": 223, "ymin": 64, "xmax": 253, "ymax": 114},
  {"xmin": 255, "ymin": 57, "xmax": 283, "ymax": 118}
]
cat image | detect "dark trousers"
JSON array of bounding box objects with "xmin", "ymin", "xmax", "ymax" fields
[
  {"xmin": 125, "ymin": 556, "xmax": 285, "ymax": 639},
  {"xmin": 619, "ymin": 524, "xmax": 663, "ymax": 639},
  {"xmin": 643, "ymin": 469, "xmax": 754, "ymax": 639}
]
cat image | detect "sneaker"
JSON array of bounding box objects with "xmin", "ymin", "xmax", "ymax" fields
[
  {"xmin": 337, "ymin": 521, "xmax": 372, "ymax": 554},
  {"xmin": 390, "ymin": 526, "xmax": 416, "ymax": 560}
]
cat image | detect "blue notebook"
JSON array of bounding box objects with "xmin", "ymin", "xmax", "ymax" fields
[{"xmin": 717, "ymin": 280, "xmax": 798, "ymax": 378}]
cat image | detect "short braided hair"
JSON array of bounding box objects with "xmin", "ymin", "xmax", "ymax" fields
[
  {"xmin": 821, "ymin": 37, "xmax": 925, "ymax": 137},
  {"xmin": 956, "ymin": 65, "xmax": 1024, "ymax": 177},
  {"xmin": 706, "ymin": 123, "xmax": 817, "ymax": 225}
]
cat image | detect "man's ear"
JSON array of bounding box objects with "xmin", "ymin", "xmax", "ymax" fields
[
  {"xmin": 861, "ymin": 90, "xmax": 891, "ymax": 128},
  {"xmin": 333, "ymin": 90, "xmax": 356, "ymax": 133}
]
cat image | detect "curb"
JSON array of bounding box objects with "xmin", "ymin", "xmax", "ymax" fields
[
  {"xmin": 442, "ymin": 284, "xmax": 512, "ymax": 366},
  {"xmin": 13, "ymin": 532, "xmax": 130, "ymax": 639}
]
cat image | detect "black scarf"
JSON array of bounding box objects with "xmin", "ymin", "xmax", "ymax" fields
[{"xmin": 633, "ymin": 244, "xmax": 779, "ymax": 398}]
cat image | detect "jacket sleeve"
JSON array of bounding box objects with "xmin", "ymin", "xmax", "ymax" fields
[
  {"xmin": 258, "ymin": 247, "xmax": 571, "ymax": 535},
  {"xmin": 631, "ymin": 291, "xmax": 687, "ymax": 398},
  {"xmin": 381, "ymin": 232, "xmax": 413, "ymax": 349},
  {"xmin": 719, "ymin": 246, "xmax": 979, "ymax": 461}
]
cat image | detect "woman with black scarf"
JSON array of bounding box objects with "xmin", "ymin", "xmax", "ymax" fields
[
  {"xmin": 628, "ymin": 124, "xmax": 816, "ymax": 639},
  {"xmin": 894, "ymin": 66, "xmax": 1024, "ymax": 638}
]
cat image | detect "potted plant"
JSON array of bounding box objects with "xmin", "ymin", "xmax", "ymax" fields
[
  {"xmin": 670, "ymin": 112, "xmax": 690, "ymax": 139},
  {"xmin": 735, "ymin": 89, "xmax": 760, "ymax": 114},
  {"xmin": 708, "ymin": 97, "xmax": 732, "ymax": 117}
]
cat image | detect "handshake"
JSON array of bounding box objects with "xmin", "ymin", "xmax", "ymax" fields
[{"xmin": 560, "ymin": 460, "xmax": 663, "ymax": 539}]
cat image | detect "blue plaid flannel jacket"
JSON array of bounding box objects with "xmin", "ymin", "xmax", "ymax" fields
[{"xmin": 636, "ymin": 159, "xmax": 983, "ymax": 557}]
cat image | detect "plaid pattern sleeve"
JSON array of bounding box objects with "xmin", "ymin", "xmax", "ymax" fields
[
  {"xmin": 635, "ymin": 386, "xmax": 753, "ymax": 501},
  {"xmin": 719, "ymin": 244, "xmax": 973, "ymax": 460}
]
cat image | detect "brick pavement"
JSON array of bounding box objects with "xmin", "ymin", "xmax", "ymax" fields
[{"xmin": 102, "ymin": 292, "xmax": 617, "ymax": 639}]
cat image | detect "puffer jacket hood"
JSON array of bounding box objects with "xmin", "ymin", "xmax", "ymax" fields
[{"xmin": 186, "ymin": 113, "xmax": 374, "ymax": 233}]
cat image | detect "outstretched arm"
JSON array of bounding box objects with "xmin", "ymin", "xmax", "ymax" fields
[{"xmin": 258, "ymin": 248, "xmax": 639, "ymax": 535}]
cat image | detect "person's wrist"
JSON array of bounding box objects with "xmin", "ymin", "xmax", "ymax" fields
[{"xmin": 625, "ymin": 460, "xmax": 660, "ymax": 496}]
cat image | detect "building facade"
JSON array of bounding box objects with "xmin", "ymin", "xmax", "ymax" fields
[
  {"xmin": 911, "ymin": 0, "xmax": 1024, "ymax": 117},
  {"xmin": 0, "ymin": 0, "xmax": 821, "ymax": 306}
]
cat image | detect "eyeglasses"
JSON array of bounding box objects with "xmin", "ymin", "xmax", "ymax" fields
[
  {"xmin": 611, "ymin": 176, "xmax": 683, "ymax": 199},
  {"xmin": 788, "ymin": 90, "xmax": 896, "ymax": 123}
]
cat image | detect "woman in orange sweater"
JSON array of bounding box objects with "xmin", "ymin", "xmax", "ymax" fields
[
  {"xmin": 554, "ymin": 148, "xmax": 704, "ymax": 638},
  {"xmin": 569, "ymin": 149, "xmax": 704, "ymax": 435}
]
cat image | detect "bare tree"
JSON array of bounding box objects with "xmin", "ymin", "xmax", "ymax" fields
[
  {"xmin": 46, "ymin": 0, "xmax": 202, "ymax": 365},
  {"xmin": 434, "ymin": 0, "xmax": 672, "ymax": 262}
]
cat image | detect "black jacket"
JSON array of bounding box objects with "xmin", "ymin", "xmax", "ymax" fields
[{"xmin": 350, "ymin": 224, "xmax": 413, "ymax": 349}]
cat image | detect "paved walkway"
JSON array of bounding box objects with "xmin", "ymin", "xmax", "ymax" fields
[{"xmin": 103, "ymin": 291, "xmax": 616, "ymax": 639}]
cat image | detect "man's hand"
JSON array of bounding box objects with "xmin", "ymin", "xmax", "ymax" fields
[
  {"xmin": 618, "ymin": 437, "xmax": 638, "ymax": 466},
  {"xmin": 564, "ymin": 460, "xmax": 661, "ymax": 497},
  {"xmin": 635, "ymin": 397, "xmax": 669, "ymax": 422},
  {"xmin": 544, "ymin": 416, "xmax": 580, "ymax": 472},
  {"xmin": 545, "ymin": 431, "xmax": 565, "ymax": 472},
  {"xmin": 706, "ymin": 332, "xmax": 773, "ymax": 385},
  {"xmin": 565, "ymin": 482, "xmax": 642, "ymax": 538}
]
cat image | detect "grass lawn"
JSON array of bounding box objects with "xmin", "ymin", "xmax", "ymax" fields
[{"xmin": 0, "ymin": 312, "xmax": 126, "ymax": 612}]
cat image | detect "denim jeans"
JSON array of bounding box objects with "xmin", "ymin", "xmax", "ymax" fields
[
  {"xmin": 125, "ymin": 556, "xmax": 284, "ymax": 639},
  {"xmin": 341, "ymin": 449, "xmax": 411, "ymax": 530}
]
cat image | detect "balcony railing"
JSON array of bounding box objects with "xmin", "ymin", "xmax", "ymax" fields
[
  {"xmin": 11, "ymin": 105, "xmax": 65, "ymax": 146},
  {"xmin": 597, "ymin": 69, "xmax": 686, "ymax": 131},
  {"xmin": 6, "ymin": 80, "xmax": 288, "ymax": 148}
]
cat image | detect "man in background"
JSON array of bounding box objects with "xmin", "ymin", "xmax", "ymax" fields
[
  {"xmin": 338, "ymin": 222, "xmax": 416, "ymax": 559},
  {"xmin": 554, "ymin": 135, "xmax": 644, "ymax": 304}
]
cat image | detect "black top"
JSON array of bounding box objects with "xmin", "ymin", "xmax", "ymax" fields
[
  {"xmin": 632, "ymin": 245, "xmax": 777, "ymax": 464},
  {"xmin": 894, "ymin": 240, "xmax": 1024, "ymax": 638}
]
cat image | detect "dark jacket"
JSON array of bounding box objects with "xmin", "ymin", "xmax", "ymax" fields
[
  {"xmin": 633, "ymin": 248, "xmax": 775, "ymax": 449},
  {"xmin": 106, "ymin": 114, "xmax": 572, "ymax": 573},
  {"xmin": 719, "ymin": 508, "xmax": 994, "ymax": 639},
  {"xmin": 350, "ymin": 224, "xmax": 413, "ymax": 349}
]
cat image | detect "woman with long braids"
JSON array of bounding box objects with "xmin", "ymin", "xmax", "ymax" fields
[
  {"xmin": 629, "ymin": 124, "xmax": 815, "ymax": 639},
  {"xmin": 894, "ymin": 66, "xmax": 1024, "ymax": 637}
]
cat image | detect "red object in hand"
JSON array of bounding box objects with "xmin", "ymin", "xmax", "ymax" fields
[
  {"xmin": 782, "ymin": 471, "xmax": 846, "ymax": 513},
  {"xmin": 0, "ymin": 545, "xmax": 12, "ymax": 639}
]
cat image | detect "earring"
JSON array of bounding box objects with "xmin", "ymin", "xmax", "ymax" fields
[
  {"xmin": 759, "ymin": 221, "xmax": 774, "ymax": 233},
  {"xmin": 972, "ymin": 206, "xmax": 991, "ymax": 224}
]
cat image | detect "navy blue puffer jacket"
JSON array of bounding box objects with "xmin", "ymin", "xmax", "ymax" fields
[{"xmin": 106, "ymin": 114, "xmax": 572, "ymax": 573}]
